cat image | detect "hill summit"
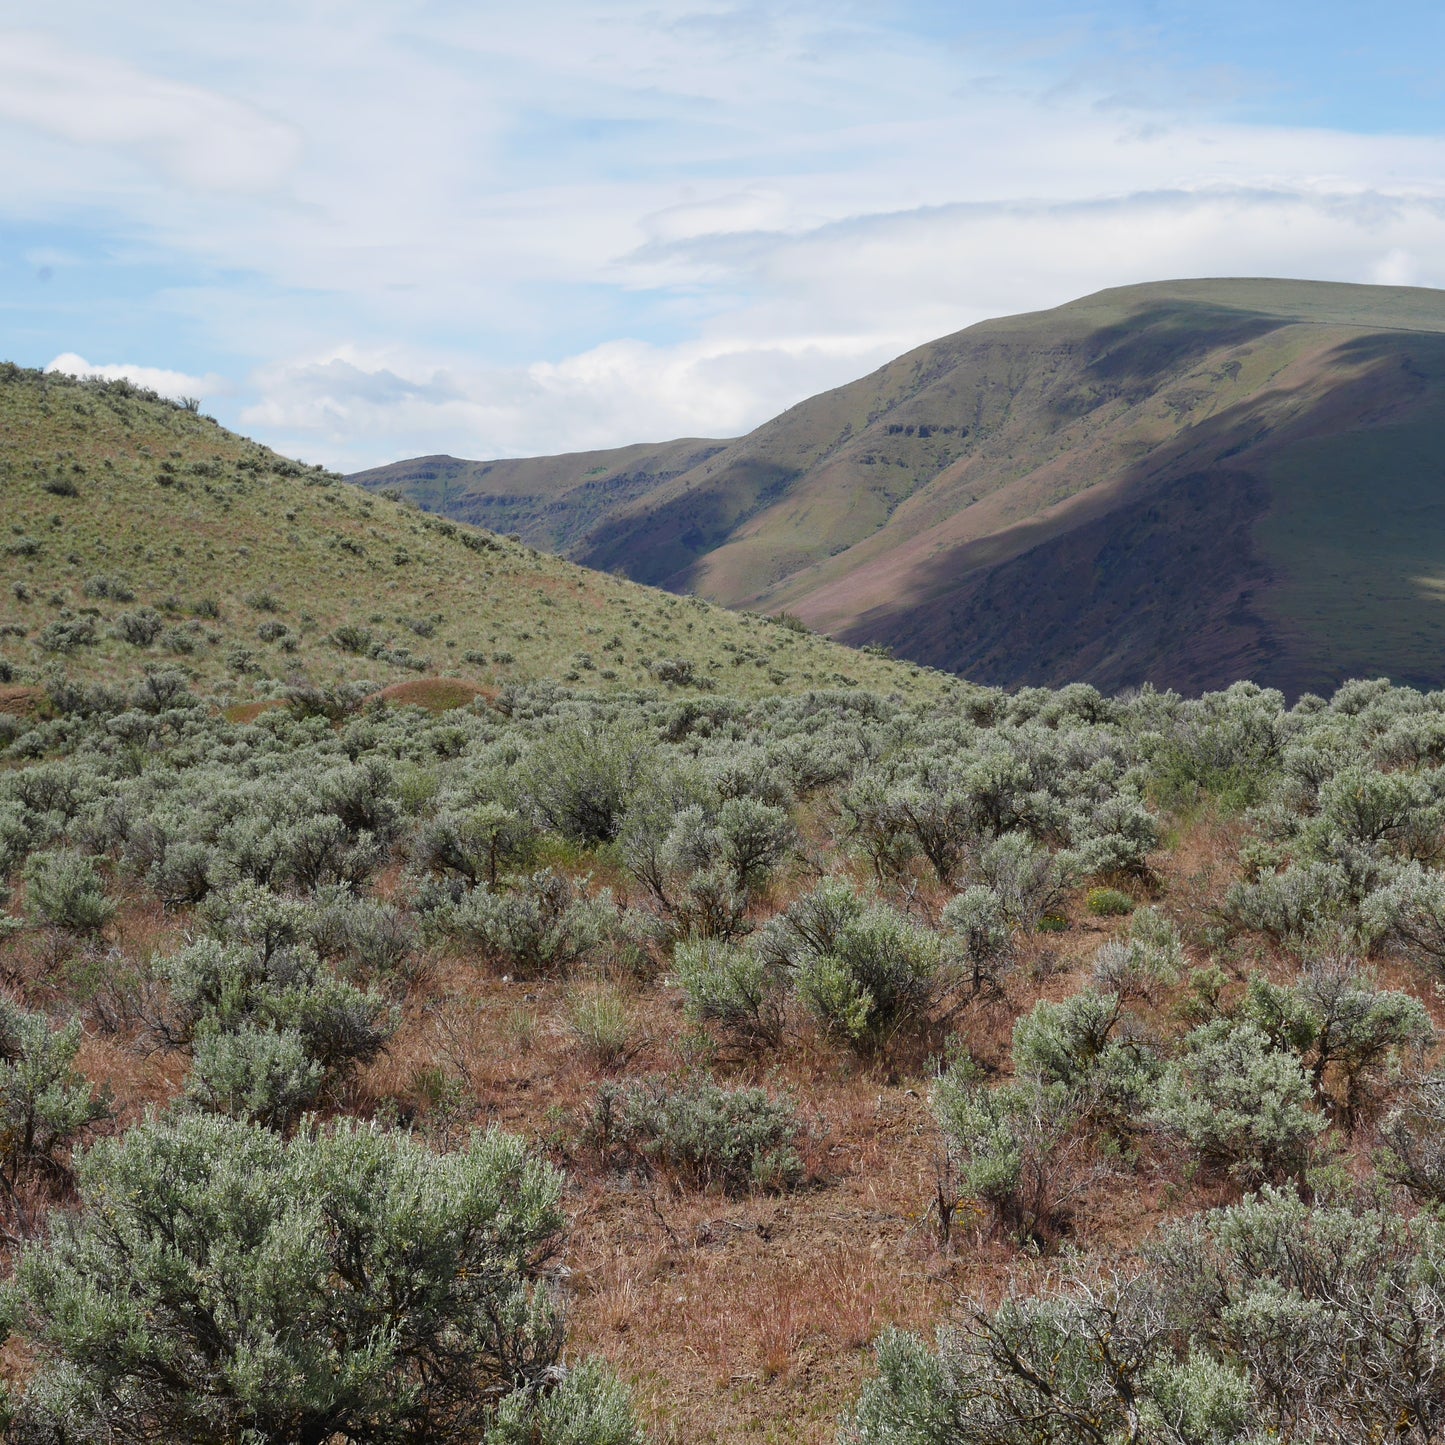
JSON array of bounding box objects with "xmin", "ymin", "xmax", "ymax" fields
[{"xmin": 355, "ymin": 278, "xmax": 1445, "ymax": 698}]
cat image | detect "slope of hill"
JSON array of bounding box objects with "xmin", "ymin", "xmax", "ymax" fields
[
  {"xmin": 0, "ymin": 366, "xmax": 944, "ymax": 704},
  {"xmin": 356, "ymin": 279, "xmax": 1445, "ymax": 697}
]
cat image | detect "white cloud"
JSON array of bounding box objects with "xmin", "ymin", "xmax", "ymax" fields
[
  {"xmin": 238, "ymin": 184, "xmax": 1445, "ymax": 470},
  {"xmin": 45, "ymin": 354, "xmax": 229, "ymax": 403},
  {"xmin": 12, "ymin": 4, "xmax": 1445, "ymax": 468},
  {"xmin": 0, "ymin": 31, "xmax": 299, "ymax": 191}
]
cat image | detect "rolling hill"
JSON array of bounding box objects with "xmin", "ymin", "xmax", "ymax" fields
[
  {"xmin": 0, "ymin": 365, "xmax": 946, "ymax": 704},
  {"xmin": 354, "ymin": 278, "xmax": 1445, "ymax": 698}
]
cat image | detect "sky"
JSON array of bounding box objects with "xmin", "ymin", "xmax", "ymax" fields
[{"xmin": 7, "ymin": 2, "xmax": 1445, "ymax": 471}]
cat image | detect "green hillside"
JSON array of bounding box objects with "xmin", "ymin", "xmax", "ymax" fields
[
  {"xmin": 357, "ymin": 279, "xmax": 1445, "ymax": 698},
  {"xmin": 0, "ymin": 366, "xmax": 945, "ymax": 704}
]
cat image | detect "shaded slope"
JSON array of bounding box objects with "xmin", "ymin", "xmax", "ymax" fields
[
  {"xmin": 351, "ymin": 439, "xmax": 725, "ymax": 554},
  {"xmin": 0, "ymin": 367, "xmax": 943, "ymax": 703}
]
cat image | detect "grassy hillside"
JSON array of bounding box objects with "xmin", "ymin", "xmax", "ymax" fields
[
  {"xmin": 359, "ymin": 279, "xmax": 1445, "ymax": 698},
  {"xmin": 0, "ymin": 366, "xmax": 945, "ymax": 705}
]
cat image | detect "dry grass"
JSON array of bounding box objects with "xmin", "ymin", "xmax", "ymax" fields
[
  {"xmin": 0, "ymin": 798, "xmax": 1440, "ymax": 1440},
  {"xmin": 376, "ymin": 677, "xmax": 490, "ymax": 712}
]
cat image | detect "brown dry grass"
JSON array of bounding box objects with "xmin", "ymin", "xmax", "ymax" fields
[
  {"xmin": 376, "ymin": 677, "xmax": 491, "ymax": 712},
  {"xmin": 0, "ymin": 687, "xmax": 43, "ymax": 720},
  {"xmin": 1, "ymin": 806, "xmax": 1441, "ymax": 1440}
]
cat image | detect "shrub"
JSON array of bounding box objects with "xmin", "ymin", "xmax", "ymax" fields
[
  {"xmin": 939, "ymin": 885, "xmax": 1015, "ymax": 997},
  {"xmin": 413, "ymin": 802, "xmax": 538, "ymax": 886},
  {"xmin": 309, "ymin": 892, "xmax": 422, "ymax": 986},
  {"xmin": 485, "ymin": 1360, "xmax": 644, "ymax": 1445},
  {"xmin": 81, "ymin": 573, "xmax": 134, "ymax": 602},
  {"xmin": 1086, "ymin": 886, "xmax": 1134, "ymax": 916},
  {"xmin": 1012, "ymin": 989, "xmax": 1159, "ymax": 1130},
  {"xmin": 114, "ymin": 607, "xmax": 164, "ymax": 646},
  {"xmin": 442, "ymin": 869, "xmax": 617, "ymax": 977},
  {"xmin": 1224, "ymin": 862, "xmax": 1358, "ymax": 951},
  {"xmin": 330, "ymin": 622, "xmax": 374, "ymax": 655},
  {"xmin": 153, "ymin": 938, "xmax": 395, "ymax": 1082},
  {"xmin": 1151, "ymin": 1021, "xmax": 1324, "ymax": 1183},
  {"xmin": 588, "ymin": 1075, "xmax": 802, "ymax": 1193},
  {"xmin": 1363, "ymin": 860, "xmax": 1445, "ymax": 963},
  {"xmin": 1379, "ymin": 1075, "xmax": 1445, "ymax": 1203},
  {"xmin": 1090, "ymin": 906, "xmax": 1185, "ymax": 1002},
  {"xmin": 1149, "ymin": 1185, "xmax": 1445, "ymax": 1439},
  {"xmin": 37, "ymin": 617, "xmax": 96, "ymax": 653},
  {"xmin": 934, "ymin": 1063, "xmax": 1084, "ymax": 1248},
  {"xmin": 847, "ymin": 1187, "xmax": 1445, "ymax": 1445},
  {"xmin": 674, "ymin": 937, "xmax": 789, "ymax": 1047},
  {"xmin": 765, "ymin": 881, "xmax": 947, "ymax": 1048},
  {"xmin": 625, "ymin": 792, "xmax": 794, "ymax": 945},
  {"xmin": 184, "ymin": 1025, "xmax": 323, "ymax": 1131},
  {"xmin": 1242, "ymin": 961, "xmax": 1433, "ymax": 1121},
  {"xmin": 970, "ymin": 831, "xmax": 1074, "ymax": 930},
  {"xmin": 23, "ymin": 850, "xmax": 114, "ymax": 933},
  {"xmin": 518, "ymin": 721, "xmax": 656, "ymax": 845},
  {"xmin": 9, "ymin": 1114, "xmax": 631, "ymax": 1443},
  {"xmin": 0, "ymin": 1001, "xmax": 109, "ymax": 1211}
]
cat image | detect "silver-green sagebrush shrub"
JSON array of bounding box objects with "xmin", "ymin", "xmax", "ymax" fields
[
  {"xmin": 623, "ymin": 793, "xmax": 792, "ymax": 944},
  {"xmin": 153, "ymin": 938, "xmax": 396, "ymax": 1082},
  {"xmin": 967, "ymin": 832, "xmax": 1074, "ymax": 931},
  {"xmin": 933, "ymin": 1062, "xmax": 1084, "ymax": 1249},
  {"xmin": 1150, "ymin": 1021, "xmax": 1324, "ymax": 1183},
  {"xmin": 183, "ymin": 1026, "xmax": 324, "ymax": 1132},
  {"xmin": 7, "ymin": 1114, "xmax": 641, "ymax": 1444},
  {"xmin": 763, "ymin": 881, "xmax": 949, "ymax": 1048},
  {"xmin": 22, "ymin": 850, "xmax": 114, "ymax": 934},
  {"xmin": 939, "ymin": 886, "xmax": 1015, "ymax": 998},
  {"xmin": 1011, "ymin": 989, "xmax": 1161, "ymax": 1132},
  {"xmin": 440, "ymin": 869, "xmax": 618, "ymax": 977},
  {"xmin": 1223, "ymin": 861, "xmax": 1363, "ymax": 952},
  {"xmin": 845, "ymin": 1187, "xmax": 1445, "ymax": 1445},
  {"xmin": 1241, "ymin": 960, "xmax": 1432, "ymax": 1122},
  {"xmin": 517, "ymin": 720, "xmax": 656, "ymax": 845},
  {"xmin": 1378, "ymin": 1074, "xmax": 1445, "ymax": 1203},
  {"xmin": 1090, "ymin": 905, "xmax": 1185, "ymax": 1002},
  {"xmin": 673, "ymin": 937, "xmax": 789, "ymax": 1047},
  {"xmin": 586, "ymin": 1074, "xmax": 803, "ymax": 1194},
  {"xmin": 0, "ymin": 1001, "xmax": 109, "ymax": 1218},
  {"xmin": 413, "ymin": 801, "xmax": 538, "ymax": 887}
]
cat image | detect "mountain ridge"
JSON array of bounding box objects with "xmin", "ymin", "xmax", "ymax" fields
[{"xmin": 353, "ymin": 278, "xmax": 1445, "ymax": 698}]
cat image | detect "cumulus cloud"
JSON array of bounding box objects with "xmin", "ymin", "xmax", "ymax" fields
[{"xmin": 45, "ymin": 354, "xmax": 229, "ymax": 403}]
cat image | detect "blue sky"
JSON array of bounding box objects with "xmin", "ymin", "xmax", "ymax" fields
[{"xmin": 7, "ymin": 2, "xmax": 1445, "ymax": 469}]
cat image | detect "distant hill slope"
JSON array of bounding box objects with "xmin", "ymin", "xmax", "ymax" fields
[
  {"xmin": 356, "ymin": 279, "xmax": 1445, "ymax": 697},
  {"xmin": 0, "ymin": 366, "xmax": 942, "ymax": 703}
]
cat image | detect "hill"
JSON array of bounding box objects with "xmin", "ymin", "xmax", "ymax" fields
[
  {"xmin": 0, "ymin": 365, "xmax": 945, "ymax": 705},
  {"xmin": 355, "ymin": 278, "xmax": 1445, "ymax": 698}
]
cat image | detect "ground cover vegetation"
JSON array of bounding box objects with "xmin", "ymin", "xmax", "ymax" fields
[
  {"xmin": 8, "ymin": 365, "xmax": 1445, "ymax": 1442},
  {"xmin": 4, "ymin": 648, "xmax": 1445, "ymax": 1442}
]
